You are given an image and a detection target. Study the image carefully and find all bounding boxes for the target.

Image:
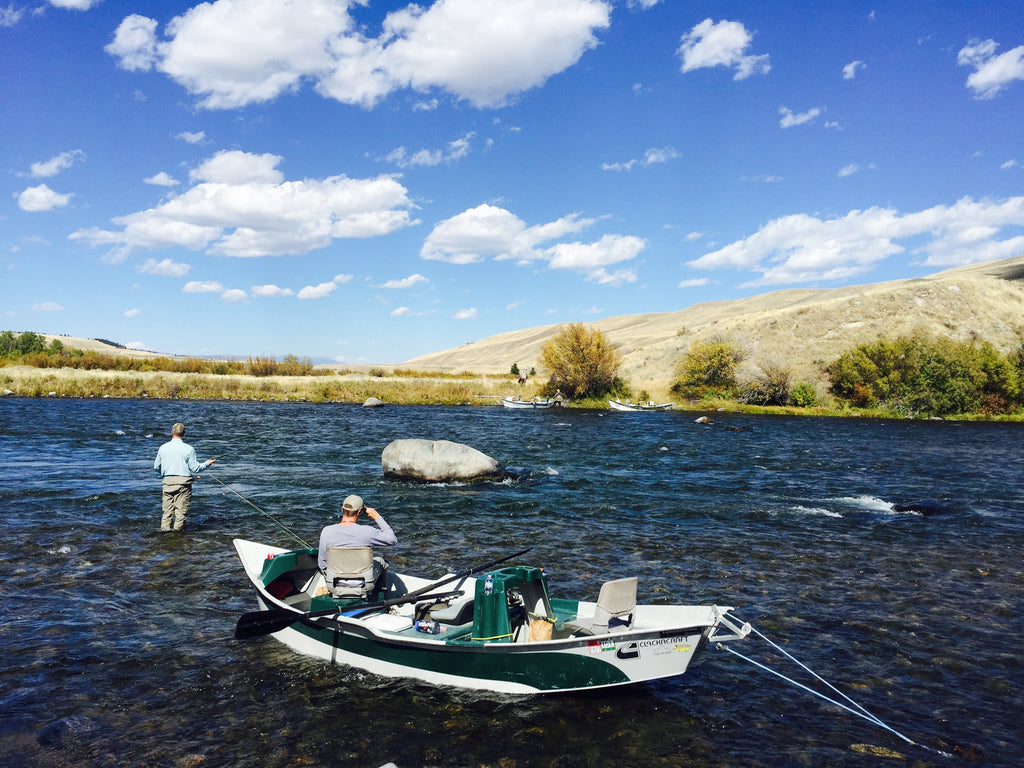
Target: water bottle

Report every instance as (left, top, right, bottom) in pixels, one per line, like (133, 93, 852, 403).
(414, 620, 441, 634)
(484, 574, 494, 595)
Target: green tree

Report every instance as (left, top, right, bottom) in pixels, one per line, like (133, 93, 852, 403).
(539, 322, 622, 399)
(0, 331, 16, 356)
(16, 332, 45, 355)
(672, 336, 745, 400)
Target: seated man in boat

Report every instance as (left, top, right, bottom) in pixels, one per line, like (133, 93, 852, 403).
(317, 494, 398, 596)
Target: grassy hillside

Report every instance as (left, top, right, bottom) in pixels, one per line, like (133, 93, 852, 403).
(405, 255, 1024, 398)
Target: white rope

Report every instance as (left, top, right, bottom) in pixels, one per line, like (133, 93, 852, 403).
(714, 618, 956, 757)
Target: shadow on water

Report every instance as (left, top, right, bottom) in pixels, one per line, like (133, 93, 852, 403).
(0, 399, 1021, 766)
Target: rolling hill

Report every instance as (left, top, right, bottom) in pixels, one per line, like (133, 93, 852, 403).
(405, 255, 1024, 397)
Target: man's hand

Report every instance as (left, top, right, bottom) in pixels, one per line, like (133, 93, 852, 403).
(365, 507, 380, 520)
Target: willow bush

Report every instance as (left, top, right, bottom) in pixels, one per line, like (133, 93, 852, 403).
(539, 322, 624, 400)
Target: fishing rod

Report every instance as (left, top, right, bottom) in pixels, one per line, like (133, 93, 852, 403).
(208, 474, 311, 548)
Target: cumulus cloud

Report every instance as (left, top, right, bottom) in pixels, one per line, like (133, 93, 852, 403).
(297, 273, 352, 300)
(137, 257, 190, 277)
(32, 302, 63, 312)
(842, 60, 866, 80)
(17, 184, 72, 212)
(70, 149, 415, 262)
(221, 288, 248, 303)
(49, 0, 102, 9)
(175, 130, 206, 144)
(380, 273, 428, 288)
(183, 281, 224, 293)
(30, 150, 85, 178)
(124, 308, 143, 318)
(250, 284, 294, 298)
(958, 38, 1024, 98)
(391, 306, 414, 317)
(688, 196, 1024, 286)
(677, 19, 770, 80)
(453, 307, 478, 320)
(105, 0, 611, 110)
(601, 146, 680, 171)
(779, 106, 821, 128)
(144, 171, 179, 186)
(421, 203, 645, 284)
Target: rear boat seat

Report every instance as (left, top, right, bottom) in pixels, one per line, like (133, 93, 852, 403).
(428, 595, 475, 625)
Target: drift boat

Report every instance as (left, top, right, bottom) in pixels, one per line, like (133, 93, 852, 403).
(608, 399, 674, 411)
(233, 538, 750, 694)
(501, 396, 560, 409)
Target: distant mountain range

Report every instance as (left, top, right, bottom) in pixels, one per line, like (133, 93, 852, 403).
(405, 255, 1024, 394)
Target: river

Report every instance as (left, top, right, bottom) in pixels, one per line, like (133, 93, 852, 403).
(1, 398, 1021, 767)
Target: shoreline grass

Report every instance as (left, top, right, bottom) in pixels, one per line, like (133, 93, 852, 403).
(3, 365, 1021, 421)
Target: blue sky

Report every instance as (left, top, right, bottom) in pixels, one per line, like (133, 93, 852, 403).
(3, 1, 1023, 363)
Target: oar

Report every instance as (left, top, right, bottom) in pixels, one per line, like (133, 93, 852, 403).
(234, 589, 464, 640)
(234, 547, 532, 640)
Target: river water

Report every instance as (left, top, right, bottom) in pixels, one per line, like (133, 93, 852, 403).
(0, 398, 1021, 767)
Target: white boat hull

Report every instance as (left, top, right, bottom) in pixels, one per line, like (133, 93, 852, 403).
(233, 538, 749, 694)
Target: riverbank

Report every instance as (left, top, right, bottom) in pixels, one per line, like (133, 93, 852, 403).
(0, 365, 525, 406)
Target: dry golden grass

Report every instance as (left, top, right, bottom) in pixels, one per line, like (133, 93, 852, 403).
(406, 255, 1024, 399)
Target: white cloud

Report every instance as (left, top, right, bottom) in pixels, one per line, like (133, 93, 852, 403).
(221, 288, 248, 303)
(105, 0, 611, 110)
(678, 278, 710, 288)
(144, 171, 180, 186)
(837, 164, 860, 178)
(251, 284, 294, 298)
(70, 150, 415, 260)
(137, 257, 190, 277)
(298, 273, 351, 300)
(842, 60, 866, 80)
(175, 131, 206, 144)
(1002, 159, 1019, 169)
(779, 106, 821, 128)
(105, 14, 159, 71)
(453, 307, 478, 320)
(30, 150, 85, 178)
(677, 19, 770, 80)
(380, 273, 428, 289)
(1, 5, 25, 27)
(688, 195, 1024, 286)
(421, 203, 645, 283)
(124, 308, 143, 318)
(391, 306, 413, 317)
(182, 280, 223, 293)
(17, 184, 72, 212)
(49, 0, 102, 9)
(380, 133, 474, 168)
(958, 38, 1024, 99)
(32, 302, 63, 312)
(601, 146, 680, 171)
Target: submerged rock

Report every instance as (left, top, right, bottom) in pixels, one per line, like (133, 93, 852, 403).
(362, 397, 386, 407)
(381, 438, 502, 483)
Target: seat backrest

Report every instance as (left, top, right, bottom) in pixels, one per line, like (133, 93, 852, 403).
(324, 547, 376, 598)
(592, 577, 638, 628)
(325, 546, 374, 576)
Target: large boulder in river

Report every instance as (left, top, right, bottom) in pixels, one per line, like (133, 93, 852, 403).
(382, 439, 502, 483)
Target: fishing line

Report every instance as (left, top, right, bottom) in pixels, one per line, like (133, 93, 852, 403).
(208, 473, 311, 548)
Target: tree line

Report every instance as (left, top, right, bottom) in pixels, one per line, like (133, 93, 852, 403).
(0, 332, 320, 377)
(536, 323, 1024, 417)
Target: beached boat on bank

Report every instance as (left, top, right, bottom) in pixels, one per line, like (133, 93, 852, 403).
(233, 538, 750, 694)
(608, 399, 674, 411)
(501, 396, 561, 409)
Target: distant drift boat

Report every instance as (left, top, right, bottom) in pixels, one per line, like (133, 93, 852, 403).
(501, 396, 562, 409)
(608, 399, 674, 411)
(233, 539, 750, 694)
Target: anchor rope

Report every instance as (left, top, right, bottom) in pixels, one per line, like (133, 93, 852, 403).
(716, 618, 954, 757)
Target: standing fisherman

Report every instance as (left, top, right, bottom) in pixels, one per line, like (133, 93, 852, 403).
(154, 422, 216, 532)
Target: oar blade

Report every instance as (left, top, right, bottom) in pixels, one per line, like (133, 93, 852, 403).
(234, 608, 305, 640)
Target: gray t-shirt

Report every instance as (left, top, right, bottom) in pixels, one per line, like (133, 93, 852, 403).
(317, 516, 396, 569)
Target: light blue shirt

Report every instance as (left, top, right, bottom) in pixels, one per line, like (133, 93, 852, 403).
(154, 437, 210, 478)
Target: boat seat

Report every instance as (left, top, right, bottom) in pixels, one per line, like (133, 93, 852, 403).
(565, 577, 638, 636)
(323, 546, 384, 600)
